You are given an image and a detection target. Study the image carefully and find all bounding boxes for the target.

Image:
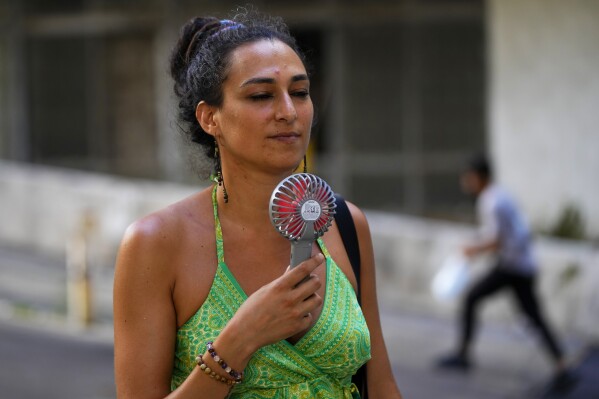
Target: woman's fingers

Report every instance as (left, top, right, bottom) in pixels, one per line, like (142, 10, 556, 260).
(284, 253, 325, 287)
(292, 273, 321, 301)
(297, 291, 323, 315)
(229, 253, 326, 348)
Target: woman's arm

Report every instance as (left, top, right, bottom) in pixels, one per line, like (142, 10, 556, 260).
(114, 215, 240, 398)
(348, 202, 403, 398)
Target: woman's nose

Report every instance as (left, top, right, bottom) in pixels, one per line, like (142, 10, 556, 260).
(275, 94, 297, 122)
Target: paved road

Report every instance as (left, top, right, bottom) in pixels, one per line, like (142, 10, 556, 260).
(382, 308, 579, 399)
(0, 320, 114, 399)
(1, 312, 593, 399)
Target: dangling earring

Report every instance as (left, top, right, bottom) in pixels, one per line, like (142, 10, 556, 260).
(215, 146, 229, 203)
(303, 155, 308, 173)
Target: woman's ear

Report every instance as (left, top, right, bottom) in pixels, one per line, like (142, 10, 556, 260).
(196, 101, 218, 137)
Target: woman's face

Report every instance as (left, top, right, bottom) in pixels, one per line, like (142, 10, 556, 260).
(212, 39, 313, 175)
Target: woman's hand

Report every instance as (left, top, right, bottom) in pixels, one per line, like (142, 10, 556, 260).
(213, 253, 324, 367)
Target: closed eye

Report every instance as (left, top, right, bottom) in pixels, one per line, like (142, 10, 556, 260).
(249, 93, 274, 101)
(292, 90, 310, 99)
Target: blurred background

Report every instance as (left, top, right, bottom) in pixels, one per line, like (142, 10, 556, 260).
(0, 0, 598, 398)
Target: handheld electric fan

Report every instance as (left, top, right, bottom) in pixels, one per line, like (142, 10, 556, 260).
(269, 173, 336, 268)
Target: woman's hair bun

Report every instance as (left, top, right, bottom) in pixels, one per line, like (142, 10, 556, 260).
(169, 17, 220, 96)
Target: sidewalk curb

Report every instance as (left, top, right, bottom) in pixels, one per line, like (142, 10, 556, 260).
(0, 299, 113, 345)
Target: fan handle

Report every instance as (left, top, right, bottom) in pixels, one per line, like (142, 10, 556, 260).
(290, 222, 315, 268)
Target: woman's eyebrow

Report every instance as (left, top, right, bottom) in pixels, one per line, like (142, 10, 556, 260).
(240, 74, 309, 87)
(291, 74, 309, 82)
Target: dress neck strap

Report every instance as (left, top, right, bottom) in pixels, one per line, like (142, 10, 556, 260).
(212, 185, 225, 264)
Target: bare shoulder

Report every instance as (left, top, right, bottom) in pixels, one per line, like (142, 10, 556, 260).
(115, 188, 213, 282)
(343, 200, 372, 238)
(342, 200, 376, 279)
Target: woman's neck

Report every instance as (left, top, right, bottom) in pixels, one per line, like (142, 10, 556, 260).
(215, 167, 295, 234)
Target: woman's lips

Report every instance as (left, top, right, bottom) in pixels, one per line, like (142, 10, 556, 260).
(268, 132, 301, 143)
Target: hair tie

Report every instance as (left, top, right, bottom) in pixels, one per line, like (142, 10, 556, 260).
(185, 20, 244, 64)
(215, 19, 244, 34)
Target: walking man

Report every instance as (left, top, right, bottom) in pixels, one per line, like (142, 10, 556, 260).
(437, 155, 576, 393)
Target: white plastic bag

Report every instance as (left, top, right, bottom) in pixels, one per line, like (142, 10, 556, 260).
(431, 254, 471, 302)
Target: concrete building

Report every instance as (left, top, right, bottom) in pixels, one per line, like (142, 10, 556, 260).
(488, 0, 599, 238)
(0, 0, 486, 218)
(1, 1, 597, 234)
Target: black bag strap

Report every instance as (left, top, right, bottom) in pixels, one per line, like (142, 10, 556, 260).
(334, 194, 368, 399)
(334, 194, 362, 304)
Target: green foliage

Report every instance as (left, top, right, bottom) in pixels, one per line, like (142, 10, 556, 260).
(549, 204, 586, 240)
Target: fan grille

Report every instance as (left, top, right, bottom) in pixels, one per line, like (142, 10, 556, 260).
(270, 173, 336, 240)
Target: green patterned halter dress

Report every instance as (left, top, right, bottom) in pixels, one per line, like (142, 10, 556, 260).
(171, 186, 371, 398)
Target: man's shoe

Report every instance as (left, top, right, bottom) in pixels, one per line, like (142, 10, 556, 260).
(435, 353, 472, 372)
(540, 368, 579, 398)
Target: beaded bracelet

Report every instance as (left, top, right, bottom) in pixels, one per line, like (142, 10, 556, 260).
(206, 341, 244, 382)
(195, 355, 239, 387)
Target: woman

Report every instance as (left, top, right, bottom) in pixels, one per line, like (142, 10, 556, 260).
(114, 11, 402, 399)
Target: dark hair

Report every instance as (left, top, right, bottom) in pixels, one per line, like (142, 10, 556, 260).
(169, 9, 305, 170)
(466, 154, 493, 180)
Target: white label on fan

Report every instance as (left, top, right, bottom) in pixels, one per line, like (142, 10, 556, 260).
(301, 200, 321, 221)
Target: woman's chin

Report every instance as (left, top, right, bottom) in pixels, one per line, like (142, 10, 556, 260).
(265, 161, 304, 177)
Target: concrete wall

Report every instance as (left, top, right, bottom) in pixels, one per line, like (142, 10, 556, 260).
(1, 162, 597, 341)
(488, 0, 599, 238)
(369, 210, 599, 342)
(0, 161, 198, 264)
